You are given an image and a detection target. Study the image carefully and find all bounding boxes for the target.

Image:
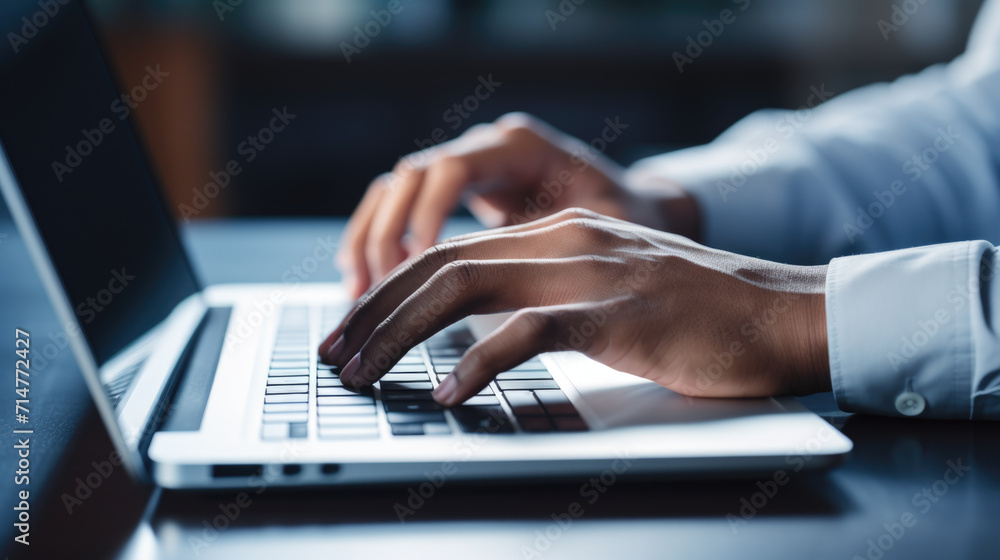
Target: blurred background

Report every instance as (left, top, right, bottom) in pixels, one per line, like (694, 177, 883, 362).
(79, 0, 985, 219)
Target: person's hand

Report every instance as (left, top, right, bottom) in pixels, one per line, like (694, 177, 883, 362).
(319, 208, 832, 406)
(337, 112, 687, 298)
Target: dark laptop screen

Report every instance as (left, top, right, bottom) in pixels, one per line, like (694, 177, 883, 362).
(0, 0, 200, 365)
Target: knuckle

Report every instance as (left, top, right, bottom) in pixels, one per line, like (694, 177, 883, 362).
(437, 259, 480, 291)
(559, 207, 602, 221)
(514, 308, 561, 341)
(558, 217, 615, 243)
(419, 242, 459, 270)
(495, 111, 538, 130)
(432, 154, 472, 181)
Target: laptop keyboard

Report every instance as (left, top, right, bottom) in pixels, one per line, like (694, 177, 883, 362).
(260, 306, 588, 441)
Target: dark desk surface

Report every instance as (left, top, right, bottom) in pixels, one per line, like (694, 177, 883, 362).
(1, 218, 996, 560)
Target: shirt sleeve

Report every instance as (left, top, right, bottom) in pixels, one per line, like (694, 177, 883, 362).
(826, 241, 1000, 419)
(625, 1, 1000, 418)
(627, 0, 1000, 265)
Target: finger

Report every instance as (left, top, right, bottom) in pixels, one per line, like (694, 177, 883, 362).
(432, 302, 615, 406)
(365, 164, 426, 282)
(337, 257, 609, 388)
(405, 134, 550, 256)
(323, 220, 608, 366)
(442, 206, 614, 245)
(337, 178, 386, 298)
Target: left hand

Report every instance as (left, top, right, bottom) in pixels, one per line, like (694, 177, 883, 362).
(319, 208, 832, 406)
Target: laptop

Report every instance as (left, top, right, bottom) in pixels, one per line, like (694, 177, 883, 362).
(0, 0, 851, 489)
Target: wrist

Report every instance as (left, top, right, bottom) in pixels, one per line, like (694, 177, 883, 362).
(782, 268, 832, 395)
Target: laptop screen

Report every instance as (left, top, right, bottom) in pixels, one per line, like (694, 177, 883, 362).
(0, 0, 201, 365)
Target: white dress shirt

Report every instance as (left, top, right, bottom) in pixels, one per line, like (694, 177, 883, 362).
(628, 0, 1000, 418)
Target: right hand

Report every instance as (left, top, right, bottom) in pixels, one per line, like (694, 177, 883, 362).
(336, 112, 669, 298)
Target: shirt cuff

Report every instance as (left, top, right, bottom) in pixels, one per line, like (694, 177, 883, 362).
(825, 241, 996, 419)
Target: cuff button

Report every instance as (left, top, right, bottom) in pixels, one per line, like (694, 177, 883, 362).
(895, 391, 926, 416)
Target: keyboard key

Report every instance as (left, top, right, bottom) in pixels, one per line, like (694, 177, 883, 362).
(517, 415, 554, 432)
(269, 368, 311, 377)
(391, 424, 425, 436)
(423, 423, 452, 435)
(386, 411, 447, 424)
(318, 415, 377, 427)
(261, 423, 289, 440)
(503, 391, 545, 416)
(317, 394, 375, 405)
(272, 352, 308, 361)
(381, 373, 430, 382)
(552, 415, 588, 432)
(429, 357, 461, 366)
(381, 390, 435, 401)
(270, 361, 310, 369)
(317, 395, 375, 407)
(316, 388, 366, 399)
(318, 426, 380, 439)
(289, 423, 308, 438)
(433, 363, 457, 373)
(317, 391, 371, 403)
(496, 371, 552, 380)
(264, 403, 308, 413)
(316, 369, 340, 378)
(267, 376, 310, 386)
(265, 394, 308, 404)
(380, 381, 433, 391)
(318, 378, 345, 387)
(463, 395, 501, 406)
(388, 363, 428, 373)
(262, 412, 308, 423)
(317, 405, 377, 416)
(385, 400, 443, 412)
(497, 379, 560, 391)
(450, 406, 514, 433)
(428, 347, 462, 357)
(509, 361, 545, 371)
(266, 385, 308, 394)
(534, 390, 578, 416)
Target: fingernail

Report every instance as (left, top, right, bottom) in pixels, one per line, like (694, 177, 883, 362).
(433, 375, 458, 405)
(325, 336, 345, 365)
(340, 353, 361, 386)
